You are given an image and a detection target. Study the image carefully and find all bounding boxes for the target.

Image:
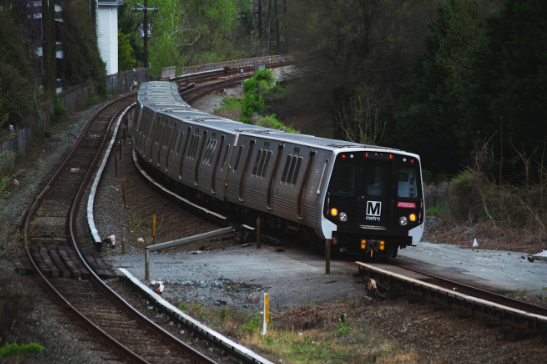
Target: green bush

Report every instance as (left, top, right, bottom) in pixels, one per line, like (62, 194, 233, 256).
(241, 69, 284, 124)
(0, 342, 44, 358)
(52, 95, 67, 122)
(242, 315, 261, 334)
(257, 114, 297, 133)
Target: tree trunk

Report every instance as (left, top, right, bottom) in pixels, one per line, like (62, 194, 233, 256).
(258, 0, 262, 53)
(274, 0, 279, 54)
(283, 0, 287, 53)
(266, 0, 272, 55)
(43, 0, 57, 93)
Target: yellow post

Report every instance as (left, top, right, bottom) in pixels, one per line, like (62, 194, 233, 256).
(262, 293, 269, 336)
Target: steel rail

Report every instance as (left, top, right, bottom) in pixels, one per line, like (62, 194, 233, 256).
(23, 94, 218, 363)
(67, 101, 218, 364)
(23, 95, 148, 363)
(391, 261, 547, 317)
(357, 261, 547, 330)
(180, 76, 252, 104)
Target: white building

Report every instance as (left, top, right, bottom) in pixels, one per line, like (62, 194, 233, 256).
(96, 0, 122, 75)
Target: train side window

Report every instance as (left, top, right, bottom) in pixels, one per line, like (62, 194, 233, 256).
(286, 156, 299, 186)
(221, 145, 230, 170)
(257, 150, 268, 178)
(208, 140, 218, 165)
(261, 151, 272, 178)
(204, 139, 217, 166)
(281, 155, 292, 183)
(291, 157, 303, 186)
(317, 159, 329, 194)
(186, 135, 196, 158)
(330, 162, 356, 194)
(398, 167, 419, 198)
(233, 145, 243, 172)
(252, 149, 263, 177)
(202, 139, 212, 165)
(187, 135, 201, 159)
(171, 127, 179, 153)
(176, 131, 185, 154)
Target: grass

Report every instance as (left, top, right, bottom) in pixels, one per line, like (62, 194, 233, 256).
(514, 288, 527, 297)
(178, 300, 418, 364)
(425, 205, 449, 217)
(214, 97, 244, 114)
(128, 216, 164, 247)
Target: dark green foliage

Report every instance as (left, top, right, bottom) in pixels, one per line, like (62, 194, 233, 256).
(52, 95, 67, 121)
(59, 0, 106, 89)
(286, 0, 438, 140)
(241, 69, 279, 123)
(0, 9, 35, 127)
(395, 0, 496, 176)
(396, 0, 546, 181)
(118, 3, 143, 67)
(118, 29, 136, 71)
(461, 0, 547, 183)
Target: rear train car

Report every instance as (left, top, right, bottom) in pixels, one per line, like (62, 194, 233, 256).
(133, 81, 424, 258)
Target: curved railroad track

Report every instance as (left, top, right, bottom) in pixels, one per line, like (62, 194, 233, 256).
(21, 94, 217, 363)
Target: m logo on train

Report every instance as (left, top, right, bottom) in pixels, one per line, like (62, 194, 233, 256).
(366, 201, 382, 221)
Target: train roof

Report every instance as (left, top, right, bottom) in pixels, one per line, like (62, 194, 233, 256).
(138, 81, 414, 155)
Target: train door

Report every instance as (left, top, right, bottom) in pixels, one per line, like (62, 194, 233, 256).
(357, 161, 390, 228)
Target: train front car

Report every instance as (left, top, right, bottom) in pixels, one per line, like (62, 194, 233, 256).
(324, 149, 424, 258)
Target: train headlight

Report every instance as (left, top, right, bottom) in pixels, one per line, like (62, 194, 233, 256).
(339, 212, 348, 222)
(409, 213, 417, 222)
(399, 216, 408, 226)
(330, 208, 338, 216)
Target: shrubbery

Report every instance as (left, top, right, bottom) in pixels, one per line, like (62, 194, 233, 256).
(241, 69, 283, 124)
(427, 142, 547, 236)
(256, 114, 296, 133)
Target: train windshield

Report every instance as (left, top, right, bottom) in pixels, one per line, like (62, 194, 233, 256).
(398, 167, 419, 198)
(361, 165, 386, 196)
(329, 162, 357, 195)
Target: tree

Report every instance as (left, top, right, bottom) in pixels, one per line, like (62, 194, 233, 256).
(60, 0, 106, 91)
(460, 0, 547, 183)
(285, 0, 439, 140)
(118, 29, 136, 71)
(395, 0, 503, 176)
(0, 8, 34, 127)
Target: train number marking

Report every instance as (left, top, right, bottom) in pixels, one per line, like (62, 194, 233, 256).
(366, 201, 382, 221)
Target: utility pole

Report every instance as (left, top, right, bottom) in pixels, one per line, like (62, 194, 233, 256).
(132, 0, 158, 69)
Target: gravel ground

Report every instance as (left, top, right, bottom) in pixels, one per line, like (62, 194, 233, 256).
(2, 88, 547, 363)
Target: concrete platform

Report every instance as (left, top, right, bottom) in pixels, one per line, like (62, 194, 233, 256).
(105, 241, 547, 312)
(397, 242, 547, 294)
(532, 250, 547, 262)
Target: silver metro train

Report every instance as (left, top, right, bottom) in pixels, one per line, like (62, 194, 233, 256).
(133, 81, 424, 258)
